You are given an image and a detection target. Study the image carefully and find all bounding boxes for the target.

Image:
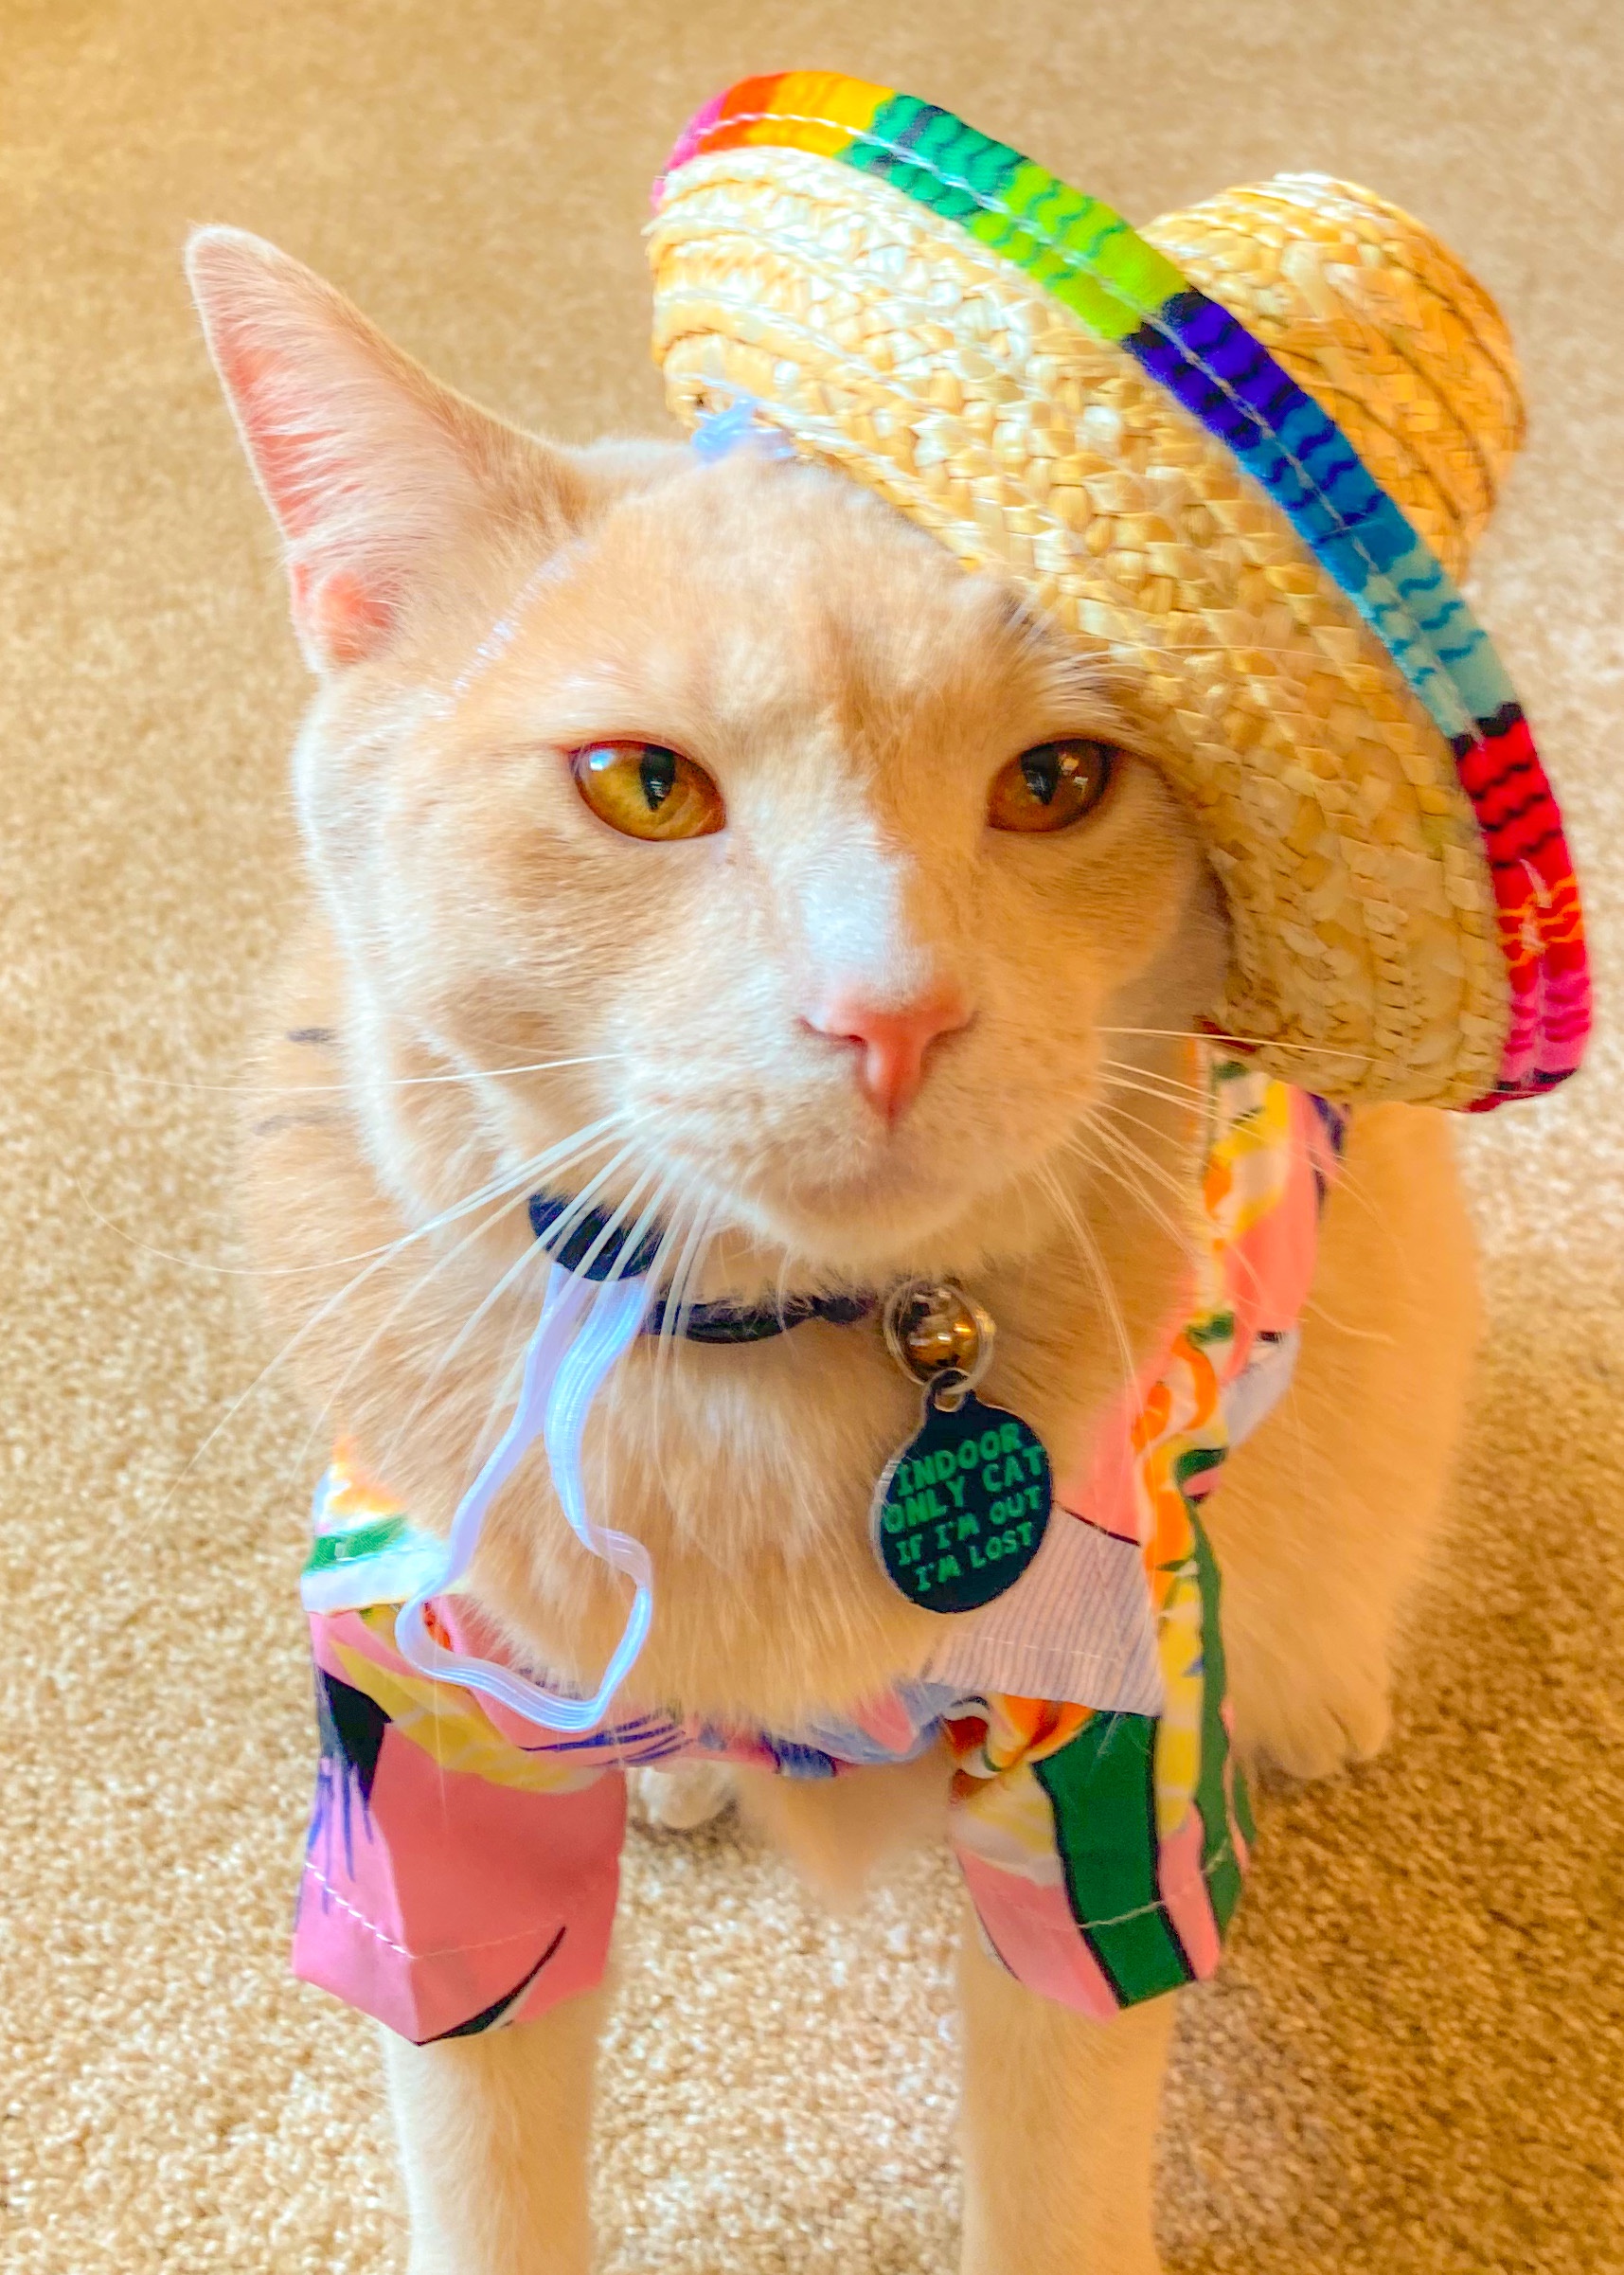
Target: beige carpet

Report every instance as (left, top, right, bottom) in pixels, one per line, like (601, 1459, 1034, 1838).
(4, 2, 1621, 2268)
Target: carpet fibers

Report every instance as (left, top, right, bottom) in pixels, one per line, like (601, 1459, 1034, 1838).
(2, 3, 1620, 2268)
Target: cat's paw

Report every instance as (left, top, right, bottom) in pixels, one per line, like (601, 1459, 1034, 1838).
(1230, 1647, 1393, 1782)
(633, 1763, 735, 1831)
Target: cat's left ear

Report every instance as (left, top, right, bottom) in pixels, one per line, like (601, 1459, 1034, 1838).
(187, 227, 581, 673)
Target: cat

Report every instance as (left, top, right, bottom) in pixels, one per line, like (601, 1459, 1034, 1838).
(188, 224, 1479, 2275)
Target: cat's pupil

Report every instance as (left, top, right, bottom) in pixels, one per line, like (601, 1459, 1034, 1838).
(640, 747, 677, 811)
(1022, 750, 1060, 806)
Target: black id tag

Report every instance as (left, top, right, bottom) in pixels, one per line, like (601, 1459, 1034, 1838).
(872, 1380, 1052, 1615)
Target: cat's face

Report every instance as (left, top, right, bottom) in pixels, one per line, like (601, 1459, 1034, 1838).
(193, 231, 1225, 1285)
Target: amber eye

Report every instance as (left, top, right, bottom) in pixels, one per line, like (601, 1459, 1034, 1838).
(569, 742, 724, 841)
(989, 738, 1116, 833)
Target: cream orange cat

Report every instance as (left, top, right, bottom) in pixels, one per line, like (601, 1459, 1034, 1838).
(186, 75, 1585, 2275)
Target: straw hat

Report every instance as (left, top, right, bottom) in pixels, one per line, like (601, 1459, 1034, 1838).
(646, 72, 1590, 1110)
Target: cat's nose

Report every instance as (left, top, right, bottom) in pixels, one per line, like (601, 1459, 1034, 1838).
(805, 985, 972, 1123)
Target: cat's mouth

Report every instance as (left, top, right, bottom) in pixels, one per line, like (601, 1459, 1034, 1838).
(646, 1107, 1074, 1283)
(517, 1047, 1107, 1284)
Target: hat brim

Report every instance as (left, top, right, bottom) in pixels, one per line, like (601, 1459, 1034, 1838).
(649, 74, 1589, 1110)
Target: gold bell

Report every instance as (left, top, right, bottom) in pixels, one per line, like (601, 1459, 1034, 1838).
(883, 1281, 995, 1388)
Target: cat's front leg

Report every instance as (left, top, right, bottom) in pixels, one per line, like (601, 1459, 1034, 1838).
(1208, 1102, 1480, 1782)
(958, 1926, 1175, 2275)
(381, 1985, 607, 2275)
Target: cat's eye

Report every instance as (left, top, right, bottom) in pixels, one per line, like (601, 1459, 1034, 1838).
(569, 742, 725, 841)
(989, 738, 1116, 833)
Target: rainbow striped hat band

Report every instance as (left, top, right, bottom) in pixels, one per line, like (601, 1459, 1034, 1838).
(648, 72, 1590, 1110)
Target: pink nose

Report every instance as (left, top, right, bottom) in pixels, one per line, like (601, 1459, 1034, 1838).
(806, 985, 972, 1123)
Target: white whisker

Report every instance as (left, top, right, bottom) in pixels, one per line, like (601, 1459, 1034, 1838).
(1036, 1159, 1139, 1406)
(74, 1109, 627, 1281)
(1084, 1100, 1200, 1198)
(150, 1115, 628, 1531)
(264, 1125, 635, 1532)
(1097, 1023, 1375, 1067)
(1069, 1119, 1192, 1250)
(1096, 1059, 1210, 1108)
(91, 1051, 625, 1099)
(270, 1173, 558, 1531)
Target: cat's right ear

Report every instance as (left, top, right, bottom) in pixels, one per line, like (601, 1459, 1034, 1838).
(186, 228, 578, 674)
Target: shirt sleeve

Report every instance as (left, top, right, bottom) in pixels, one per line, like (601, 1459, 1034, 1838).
(293, 1603, 627, 2043)
(943, 1513, 1253, 2018)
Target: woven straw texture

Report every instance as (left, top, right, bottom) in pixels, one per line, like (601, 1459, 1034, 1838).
(1142, 177, 1526, 583)
(651, 141, 1535, 1106)
(3, 3, 1620, 2272)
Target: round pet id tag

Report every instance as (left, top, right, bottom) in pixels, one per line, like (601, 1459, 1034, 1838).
(871, 1283, 1052, 1615)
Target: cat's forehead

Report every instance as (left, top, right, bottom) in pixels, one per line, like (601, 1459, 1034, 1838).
(534, 453, 1100, 751)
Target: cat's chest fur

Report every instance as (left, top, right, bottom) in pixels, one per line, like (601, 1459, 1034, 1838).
(248, 924, 1198, 1726)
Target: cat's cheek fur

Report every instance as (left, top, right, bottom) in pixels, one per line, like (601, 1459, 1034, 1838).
(364, 763, 1215, 1272)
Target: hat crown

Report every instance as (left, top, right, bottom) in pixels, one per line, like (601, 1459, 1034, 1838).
(1144, 175, 1525, 582)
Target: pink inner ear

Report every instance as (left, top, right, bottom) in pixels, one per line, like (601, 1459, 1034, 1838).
(208, 309, 401, 665)
(210, 325, 334, 544)
(291, 565, 396, 664)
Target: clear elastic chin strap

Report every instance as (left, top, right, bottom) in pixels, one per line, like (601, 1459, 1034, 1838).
(392, 398, 795, 1734)
(393, 1268, 654, 1733)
